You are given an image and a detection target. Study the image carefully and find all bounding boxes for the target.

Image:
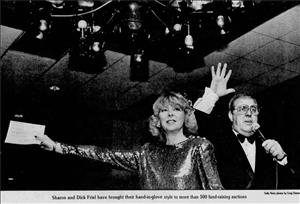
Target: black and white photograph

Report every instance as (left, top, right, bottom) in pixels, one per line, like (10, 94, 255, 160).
(1, 0, 300, 203)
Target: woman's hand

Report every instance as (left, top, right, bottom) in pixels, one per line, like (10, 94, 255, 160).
(35, 134, 57, 152)
(210, 62, 235, 97)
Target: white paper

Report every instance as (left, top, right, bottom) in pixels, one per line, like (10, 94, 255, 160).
(5, 120, 45, 145)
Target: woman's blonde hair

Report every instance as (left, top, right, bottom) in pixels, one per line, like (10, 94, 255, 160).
(148, 92, 198, 142)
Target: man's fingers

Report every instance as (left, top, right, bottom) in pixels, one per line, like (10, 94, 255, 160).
(268, 143, 276, 152)
(220, 63, 227, 78)
(225, 69, 232, 81)
(216, 63, 221, 76)
(211, 66, 216, 78)
(262, 140, 271, 149)
(263, 140, 284, 158)
(262, 140, 270, 147)
(262, 140, 277, 152)
(269, 148, 276, 155)
(226, 88, 236, 95)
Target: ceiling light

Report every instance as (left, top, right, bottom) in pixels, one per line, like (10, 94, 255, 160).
(232, 0, 245, 8)
(92, 42, 100, 52)
(13, 114, 24, 118)
(189, 0, 213, 10)
(92, 25, 101, 32)
(36, 19, 50, 40)
(49, 85, 61, 91)
(77, 19, 88, 29)
(78, 0, 94, 8)
(77, 19, 88, 38)
(46, 0, 64, 9)
(216, 15, 231, 35)
(173, 23, 182, 32)
(130, 49, 149, 82)
(22, 0, 267, 78)
(39, 19, 48, 31)
(127, 2, 143, 31)
(184, 34, 193, 49)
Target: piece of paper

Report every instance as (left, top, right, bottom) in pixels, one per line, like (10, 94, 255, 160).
(5, 120, 45, 145)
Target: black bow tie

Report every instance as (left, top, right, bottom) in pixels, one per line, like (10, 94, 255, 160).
(237, 134, 256, 144)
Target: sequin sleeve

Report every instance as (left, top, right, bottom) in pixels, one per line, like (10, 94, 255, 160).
(60, 143, 140, 173)
(197, 139, 224, 190)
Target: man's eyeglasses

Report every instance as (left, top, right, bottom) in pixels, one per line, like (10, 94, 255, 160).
(233, 105, 260, 115)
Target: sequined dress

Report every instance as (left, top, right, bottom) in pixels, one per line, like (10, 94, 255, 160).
(60, 136, 223, 190)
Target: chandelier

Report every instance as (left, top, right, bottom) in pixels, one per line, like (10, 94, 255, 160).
(11, 0, 264, 81)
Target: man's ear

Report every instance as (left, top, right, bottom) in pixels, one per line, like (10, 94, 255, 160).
(228, 111, 233, 122)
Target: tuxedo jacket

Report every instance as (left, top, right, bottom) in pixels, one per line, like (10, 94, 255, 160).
(195, 110, 278, 189)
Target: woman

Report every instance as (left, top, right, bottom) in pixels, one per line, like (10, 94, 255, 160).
(35, 63, 233, 190)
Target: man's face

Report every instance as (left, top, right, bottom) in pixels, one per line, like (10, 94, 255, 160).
(229, 97, 258, 136)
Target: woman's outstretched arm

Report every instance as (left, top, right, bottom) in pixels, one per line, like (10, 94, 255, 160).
(35, 134, 140, 173)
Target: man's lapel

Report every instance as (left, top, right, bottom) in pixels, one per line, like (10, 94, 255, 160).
(254, 137, 267, 174)
(227, 132, 255, 181)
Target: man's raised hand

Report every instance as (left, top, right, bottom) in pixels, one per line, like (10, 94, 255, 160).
(210, 63, 235, 97)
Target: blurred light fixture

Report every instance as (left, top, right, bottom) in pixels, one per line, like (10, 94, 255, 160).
(46, 0, 65, 9)
(184, 23, 193, 49)
(130, 49, 149, 82)
(77, 19, 88, 38)
(69, 17, 107, 73)
(49, 85, 61, 91)
(78, 0, 95, 8)
(189, 0, 213, 10)
(127, 2, 143, 31)
(69, 42, 107, 74)
(25, 0, 261, 77)
(216, 15, 231, 35)
(231, 0, 245, 8)
(124, 1, 146, 49)
(36, 19, 51, 39)
(92, 41, 100, 52)
(13, 114, 24, 118)
(39, 19, 48, 31)
(173, 23, 182, 32)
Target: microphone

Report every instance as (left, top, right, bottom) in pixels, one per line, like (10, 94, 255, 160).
(251, 122, 295, 175)
(251, 122, 266, 142)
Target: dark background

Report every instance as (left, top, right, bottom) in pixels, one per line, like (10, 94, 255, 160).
(1, 1, 300, 190)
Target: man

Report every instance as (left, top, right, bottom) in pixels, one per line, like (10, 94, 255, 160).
(195, 63, 289, 189)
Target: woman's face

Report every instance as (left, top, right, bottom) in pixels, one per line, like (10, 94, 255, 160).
(158, 103, 185, 134)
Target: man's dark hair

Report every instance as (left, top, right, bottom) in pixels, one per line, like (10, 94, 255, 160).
(228, 93, 258, 112)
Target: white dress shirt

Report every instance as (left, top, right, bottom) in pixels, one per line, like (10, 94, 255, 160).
(233, 130, 256, 172)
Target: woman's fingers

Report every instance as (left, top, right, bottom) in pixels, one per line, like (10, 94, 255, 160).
(35, 135, 54, 151)
(34, 135, 43, 144)
(35, 134, 50, 146)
